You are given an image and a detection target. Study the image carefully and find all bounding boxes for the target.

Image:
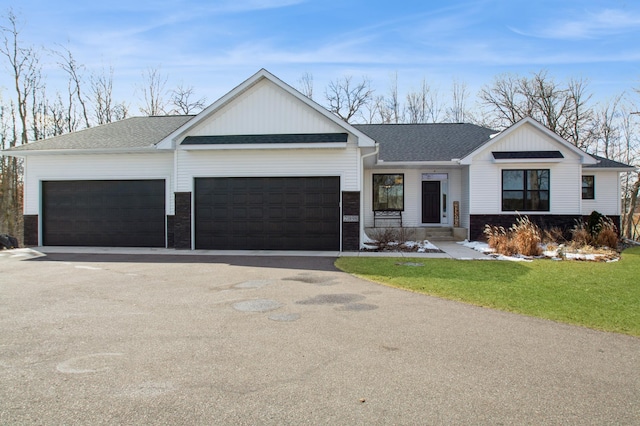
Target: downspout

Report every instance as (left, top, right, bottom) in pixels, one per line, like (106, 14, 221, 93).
(360, 143, 379, 249)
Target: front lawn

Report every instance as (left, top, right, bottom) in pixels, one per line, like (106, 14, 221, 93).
(335, 247, 640, 336)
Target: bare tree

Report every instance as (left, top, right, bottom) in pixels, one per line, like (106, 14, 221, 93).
(624, 173, 640, 240)
(297, 71, 314, 100)
(91, 66, 114, 125)
(55, 45, 91, 129)
(90, 66, 129, 124)
(406, 78, 433, 124)
(447, 78, 469, 123)
(0, 10, 40, 239)
(169, 83, 206, 114)
(479, 70, 595, 149)
(324, 75, 374, 123)
(138, 67, 168, 116)
(0, 10, 40, 146)
(386, 72, 402, 123)
(593, 95, 622, 159)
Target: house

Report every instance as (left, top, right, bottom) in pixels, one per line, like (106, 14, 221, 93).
(4, 69, 634, 251)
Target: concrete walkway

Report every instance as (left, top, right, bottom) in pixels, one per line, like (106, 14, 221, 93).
(29, 240, 489, 260)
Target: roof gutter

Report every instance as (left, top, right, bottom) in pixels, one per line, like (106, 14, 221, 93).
(2, 146, 161, 157)
(374, 160, 461, 167)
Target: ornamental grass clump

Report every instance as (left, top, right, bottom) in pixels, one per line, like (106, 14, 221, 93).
(596, 217, 619, 249)
(570, 221, 593, 247)
(570, 213, 619, 250)
(484, 225, 516, 256)
(484, 216, 542, 257)
(510, 216, 543, 256)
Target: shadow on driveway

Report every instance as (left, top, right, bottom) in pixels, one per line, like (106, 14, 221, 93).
(26, 252, 339, 272)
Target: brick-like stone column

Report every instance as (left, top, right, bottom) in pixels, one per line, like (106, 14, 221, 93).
(174, 192, 192, 249)
(23, 215, 38, 246)
(342, 191, 360, 251)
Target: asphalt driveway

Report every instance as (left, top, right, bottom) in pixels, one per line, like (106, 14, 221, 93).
(1, 249, 639, 425)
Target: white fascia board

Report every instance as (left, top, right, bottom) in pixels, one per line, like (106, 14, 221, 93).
(459, 117, 598, 165)
(583, 166, 636, 172)
(156, 69, 376, 150)
(180, 142, 347, 150)
(2, 147, 159, 156)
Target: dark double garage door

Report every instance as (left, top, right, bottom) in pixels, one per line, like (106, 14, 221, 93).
(42, 180, 166, 247)
(42, 177, 341, 250)
(195, 177, 340, 250)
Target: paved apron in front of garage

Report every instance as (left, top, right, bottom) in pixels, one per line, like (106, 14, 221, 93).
(0, 251, 639, 425)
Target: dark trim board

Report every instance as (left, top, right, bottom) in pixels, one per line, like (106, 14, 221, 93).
(182, 133, 348, 145)
(42, 179, 166, 247)
(195, 177, 340, 250)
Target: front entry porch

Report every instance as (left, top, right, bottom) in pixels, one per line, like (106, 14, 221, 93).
(365, 226, 468, 241)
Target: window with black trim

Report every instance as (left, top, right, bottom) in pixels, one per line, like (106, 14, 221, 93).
(502, 169, 550, 211)
(582, 175, 595, 200)
(373, 174, 404, 211)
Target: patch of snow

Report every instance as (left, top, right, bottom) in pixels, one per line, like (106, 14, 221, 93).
(362, 232, 377, 244)
(459, 240, 494, 253)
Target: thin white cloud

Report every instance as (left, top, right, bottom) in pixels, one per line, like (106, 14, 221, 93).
(510, 8, 640, 40)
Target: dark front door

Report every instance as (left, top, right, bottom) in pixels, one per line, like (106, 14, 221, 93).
(422, 181, 441, 223)
(195, 177, 340, 250)
(42, 180, 166, 247)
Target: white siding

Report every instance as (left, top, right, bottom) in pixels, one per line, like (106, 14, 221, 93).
(24, 153, 174, 214)
(468, 124, 583, 215)
(188, 79, 346, 136)
(582, 170, 622, 216)
(363, 168, 462, 228)
(476, 125, 565, 156)
(176, 148, 360, 192)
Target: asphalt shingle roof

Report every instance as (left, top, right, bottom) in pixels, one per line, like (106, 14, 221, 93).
(585, 154, 635, 169)
(6, 115, 634, 171)
(354, 123, 497, 162)
(8, 115, 194, 152)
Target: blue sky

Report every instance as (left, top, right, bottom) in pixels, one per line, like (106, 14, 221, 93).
(2, 0, 640, 114)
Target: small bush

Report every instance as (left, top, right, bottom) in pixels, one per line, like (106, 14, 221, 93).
(369, 228, 399, 248)
(587, 211, 604, 237)
(397, 227, 415, 244)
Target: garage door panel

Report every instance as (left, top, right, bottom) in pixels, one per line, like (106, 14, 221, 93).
(43, 180, 165, 247)
(195, 177, 339, 250)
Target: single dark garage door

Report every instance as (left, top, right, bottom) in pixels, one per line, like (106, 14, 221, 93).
(195, 177, 340, 250)
(42, 180, 166, 247)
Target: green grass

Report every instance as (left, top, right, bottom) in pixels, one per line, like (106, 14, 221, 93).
(335, 247, 640, 336)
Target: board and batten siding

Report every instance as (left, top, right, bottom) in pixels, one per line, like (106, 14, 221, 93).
(188, 78, 347, 137)
(468, 124, 583, 215)
(582, 170, 622, 216)
(23, 153, 174, 215)
(175, 148, 360, 193)
(363, 168, 462, 228)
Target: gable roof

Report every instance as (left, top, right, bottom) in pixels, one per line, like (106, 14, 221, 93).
(156, 68, 376, 149)
(460, 117, 598, 165)
(5, 116, 193, 154)
(354, 123, 496, 162)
